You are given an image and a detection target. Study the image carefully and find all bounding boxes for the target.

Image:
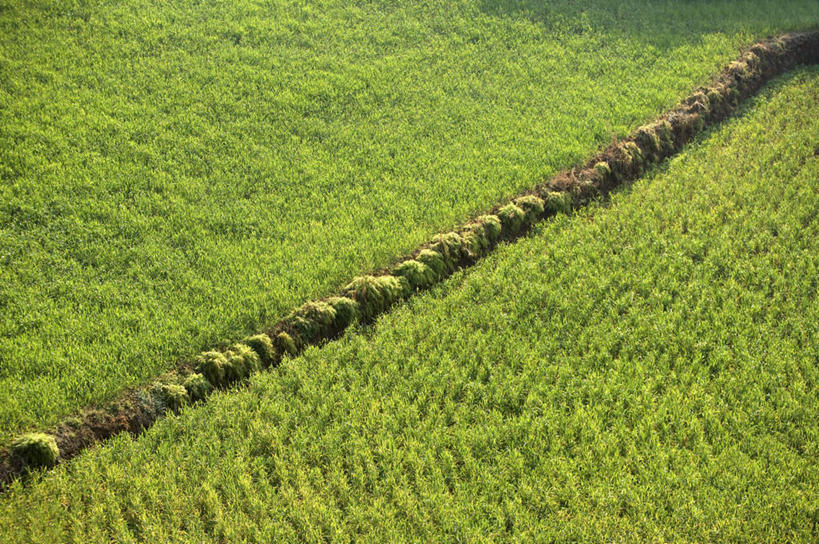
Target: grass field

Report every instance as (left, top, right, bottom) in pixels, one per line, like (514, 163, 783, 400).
(2, 67, 816, 542)
(1, 1, 818, 441)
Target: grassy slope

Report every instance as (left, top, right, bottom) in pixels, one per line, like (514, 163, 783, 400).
(2, 68, 817, 543)
(1, 1, 818, 440)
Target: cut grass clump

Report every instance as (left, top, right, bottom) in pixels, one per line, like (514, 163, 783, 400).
(623, 141, 644, 168)
(474, 215, 502, 245)
(285, 302, 338, 345)
(275, 332, 298, 357)
(513, 195, 545, 224)
(430, 232, 465, 273)
(183, 373, 212, 402)
(497, 203, 526, 236)
(594, 161, 612, 181)
(242, 334, 275, 367)
(459, 223, 492, 261)
(610, 141, 645, 182)
(158, 384, 188, 413)
(635, 124, 662, 154)
(342, 275, 408, 322)
(729, 60, 751, 82)
(195, 344, 260, 388)
(10, 433, 59, 470)
(706, 84, 732, 119)
(750, 43, 780, 76)
(459, 215, 503, 261)
(655, 120, 674, 153)
(327, 297, 359, 330)
(195, 351, 229, 388)
(744, 51, 761, 70)
(667, 112, 702, 148)
(635, 121, 674, 161)
(543, 191, 573, 215)
(416, 249, 447, 281)
(224, 343, 261, 382)
(686, 90, 711, 116)
(394, 260, 437, 291)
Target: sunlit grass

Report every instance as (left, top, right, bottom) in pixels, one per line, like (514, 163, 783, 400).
(1, 0, 818, 439)
(2, 67, 817, 543)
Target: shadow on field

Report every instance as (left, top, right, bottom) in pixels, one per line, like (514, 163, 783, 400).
(477, 0, 806, 52)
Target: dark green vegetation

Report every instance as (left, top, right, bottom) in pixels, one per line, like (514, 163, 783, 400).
(2, 1, 819, 440)
(2, 67, 817, 543)
(8, 433, 58, 470)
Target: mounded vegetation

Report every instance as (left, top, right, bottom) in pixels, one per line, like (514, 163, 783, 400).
(284, 302, 338, 346)
(513, 195, 545, 224)
(497, 203, 526, 236)
(194, 351, 229, 389)
(9, 434, 59, 470)
(342, 276, 408, 322)
(393, 260, 437, 291)
(182, 373, 212, 402)
(274, 332, 298, 357)
(242, 334, 276, 368)
(416, 249, 448, 281)
(156, 384, 188, 413)
(473, 215, 502, 245)
(327, 297, 360, 331)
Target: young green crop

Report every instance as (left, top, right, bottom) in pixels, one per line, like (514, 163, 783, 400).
(1, 68, 817, 543)
(1, 0, 818, 441)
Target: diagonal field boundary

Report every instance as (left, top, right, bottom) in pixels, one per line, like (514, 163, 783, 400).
(2, 31, 818, 488)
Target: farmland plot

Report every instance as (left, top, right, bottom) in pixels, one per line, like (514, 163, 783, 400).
(1, 0, 818, 440)
(1, 67, 817, 543)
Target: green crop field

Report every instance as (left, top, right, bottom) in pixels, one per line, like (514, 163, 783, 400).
(2, 0, 819, 441)
(2, 67, 817, 542)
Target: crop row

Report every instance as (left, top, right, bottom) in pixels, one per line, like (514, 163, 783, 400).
(2, 31, 817, 487)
